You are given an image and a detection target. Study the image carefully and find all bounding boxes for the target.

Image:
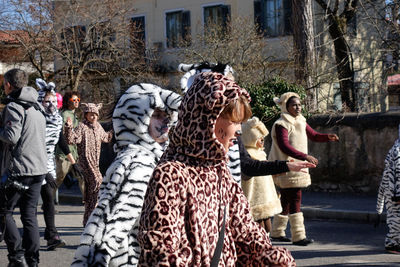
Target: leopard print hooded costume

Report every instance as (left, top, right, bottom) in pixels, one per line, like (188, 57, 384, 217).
(138, 72, 296, 266)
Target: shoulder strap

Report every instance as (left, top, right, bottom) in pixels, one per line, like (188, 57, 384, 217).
(210, 205, 226, 267)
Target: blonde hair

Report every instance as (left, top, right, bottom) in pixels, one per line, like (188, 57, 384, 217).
(220, 95, 252, 123)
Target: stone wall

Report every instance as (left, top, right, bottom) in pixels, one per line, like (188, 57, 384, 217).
(264, 111, 400, 195)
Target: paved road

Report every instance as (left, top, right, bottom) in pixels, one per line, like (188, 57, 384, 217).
(0, 204, 399, 266)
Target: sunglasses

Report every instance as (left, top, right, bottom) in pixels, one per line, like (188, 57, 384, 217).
(69, 97, 80, 103)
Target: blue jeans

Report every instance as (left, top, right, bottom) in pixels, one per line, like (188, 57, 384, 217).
(1, 175, 44, 264)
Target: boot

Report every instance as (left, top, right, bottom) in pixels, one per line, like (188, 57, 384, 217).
(289, 212, 314, 246)
(7, 256, 28, 267)
(264, 218, 272, 233)
(270, 214, 291, 242)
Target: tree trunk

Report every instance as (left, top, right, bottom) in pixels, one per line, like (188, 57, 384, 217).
(328, 15, 356, 111)
(292, 0, 317, 111)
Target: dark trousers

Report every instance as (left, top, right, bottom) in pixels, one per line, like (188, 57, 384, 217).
(280, 187, 302, 215)
(40, 183, 58, 240)
(1, 175, 44, 264)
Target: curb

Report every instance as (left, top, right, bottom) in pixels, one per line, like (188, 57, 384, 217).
(302, 207, 386, 224)
(59, 193, 386, 224)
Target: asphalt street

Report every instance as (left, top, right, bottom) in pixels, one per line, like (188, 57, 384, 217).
(0, 204, 398, 267)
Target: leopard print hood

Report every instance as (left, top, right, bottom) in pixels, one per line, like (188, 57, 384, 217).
(168, 71, 250, 161)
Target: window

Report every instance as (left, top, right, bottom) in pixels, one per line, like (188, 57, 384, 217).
(165, 10, 191, 48)
(203, 5, 231, 29)
(254, 0, 292, 37)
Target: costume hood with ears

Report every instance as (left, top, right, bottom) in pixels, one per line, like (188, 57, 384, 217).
(178, 62, 234, 91)
(241, 117, 269, 148)
(273, 92, 301, 114)
(81, 103, 102, 116)
(36, 78, 56, 103)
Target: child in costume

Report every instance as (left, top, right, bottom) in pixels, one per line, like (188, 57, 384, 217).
(377, 124, 400, 254)
(138, 71, 296, 266)
(71, 85, 183, 267)
(241, 117, 282, 233)
(269, 92, 339, 246)
(64, 103, 113, 226)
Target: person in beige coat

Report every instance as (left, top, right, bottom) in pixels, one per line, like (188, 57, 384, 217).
(241, 117, 282, 233)
(269, 92, 339, 246)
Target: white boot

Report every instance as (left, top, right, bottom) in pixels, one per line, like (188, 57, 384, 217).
(289, 212, 313, 246)
(270, 214, 290, 241)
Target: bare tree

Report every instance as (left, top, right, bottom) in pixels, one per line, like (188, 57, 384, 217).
(314, 0, 358, 111)
(175, 16, 290, 86)
(292, 0, 317, 110)
(0, 0, 162, 104)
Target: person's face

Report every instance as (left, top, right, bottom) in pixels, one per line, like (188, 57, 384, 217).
(287, 97, 302, 117)
(85, 112, 98, 123)
(215, 114, 242, 152)
(256, 137, 264, 149)
(148, 109, 170, 144)
(68, 95, 80, 110)
(42, 95, 58, 114)
(3, 81, 12, 95)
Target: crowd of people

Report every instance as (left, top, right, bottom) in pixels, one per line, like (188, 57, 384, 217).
(0, 64, 397, 267)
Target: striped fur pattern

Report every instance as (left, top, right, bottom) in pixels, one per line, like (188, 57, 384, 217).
(178, 62, 241, 183)
(44, 112, 63, 178)
(377, 134, 400, 247)
(71, 83, 182, 267)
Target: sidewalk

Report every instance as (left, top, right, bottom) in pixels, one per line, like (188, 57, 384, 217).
(59, 182, 386, 224)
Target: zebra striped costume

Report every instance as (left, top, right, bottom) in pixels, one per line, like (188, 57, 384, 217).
(36, 79, 62, 182)
(178, 62, 242, 183)
(377, 127, 400, 248)
(71, 84, 182, 267)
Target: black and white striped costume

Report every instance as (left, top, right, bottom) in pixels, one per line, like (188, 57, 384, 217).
(377, 126, 400, 248)
(71, 84, 182, 267)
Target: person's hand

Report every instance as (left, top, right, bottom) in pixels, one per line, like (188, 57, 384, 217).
(45, 173, 58, 189)
(72, 163, 83, 178)
(65, 117, 72, 127)
(328, 134, 339, 141)
(287, 161, 316, 173)
(305, 155, 318, 165)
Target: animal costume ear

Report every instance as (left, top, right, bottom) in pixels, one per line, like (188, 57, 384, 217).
(96, 103, 103, 110)
(80, 103, 88, 110)
(47, 82, 56, 92)
(35, 78, 47, 90)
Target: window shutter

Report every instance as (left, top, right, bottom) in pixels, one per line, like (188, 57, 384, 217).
(254, 0, 263, 31)
(283, 0, 292, 35)
(182, 10, 191, 43)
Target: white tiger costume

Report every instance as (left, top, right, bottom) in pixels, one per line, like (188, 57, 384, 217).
(377, 124, 400, 250)
(71, 84, 182, 267)
(178, 62, 242, 183)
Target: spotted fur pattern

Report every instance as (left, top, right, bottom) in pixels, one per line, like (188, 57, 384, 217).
(71, 83, 182, 267)
(377, 137, 400, 247)
(178, 62, 241, 183)
(138, 72, 295, 266)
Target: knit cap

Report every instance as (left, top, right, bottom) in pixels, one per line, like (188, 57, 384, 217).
(241, 116, 269, 148)
(273, 92, 300, 113)
(81, 103, 102, 116)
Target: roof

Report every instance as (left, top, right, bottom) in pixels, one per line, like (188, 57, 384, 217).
(0, 30, 29, 44)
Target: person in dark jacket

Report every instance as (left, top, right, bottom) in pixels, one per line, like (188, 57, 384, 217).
(0, 69, 47, 267)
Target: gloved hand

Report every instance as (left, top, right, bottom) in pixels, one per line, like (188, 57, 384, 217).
(374, 213, 381, 228)
(72, 164, 83, 178)
(45, 173, 58, 189)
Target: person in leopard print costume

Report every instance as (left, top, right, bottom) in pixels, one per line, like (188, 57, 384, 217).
(65, 103, 113, 226)
(138, 71, 296, 266)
